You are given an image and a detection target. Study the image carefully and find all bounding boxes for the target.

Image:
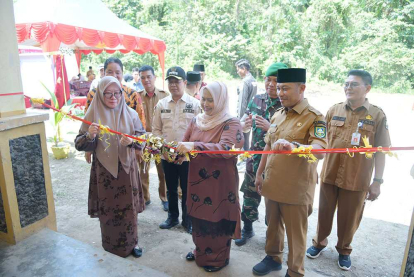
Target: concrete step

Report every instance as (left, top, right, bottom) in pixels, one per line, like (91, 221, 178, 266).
(0, 229, 167, 277)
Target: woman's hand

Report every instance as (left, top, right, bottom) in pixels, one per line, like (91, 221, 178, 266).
(120, 134, 133, 147)
(88, 123, 99, 139)
(176, 142, 195, 154)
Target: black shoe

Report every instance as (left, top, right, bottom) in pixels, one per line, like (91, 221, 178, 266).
(162, 201, 169, 211)
(235, 221, 255, 246)
(145, 200, 151, 206)
(285, 270, 291, 277)
(235, 229, 255, 246)
(186, 251, 195, 261)
(181, 221, 192, 234)
(131, 247, 143, 258)
(252, 255, 282, 276)
(203, 259, 229, 272)
(159, 217, 179, 229)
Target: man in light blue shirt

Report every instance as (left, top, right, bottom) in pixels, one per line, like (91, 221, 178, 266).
(128, 67, 144, 91)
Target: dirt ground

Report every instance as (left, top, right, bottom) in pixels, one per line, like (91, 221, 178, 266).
(44, 81, 414, 277)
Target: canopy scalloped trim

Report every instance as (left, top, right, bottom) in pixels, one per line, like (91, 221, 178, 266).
(16, 21, 166, 54)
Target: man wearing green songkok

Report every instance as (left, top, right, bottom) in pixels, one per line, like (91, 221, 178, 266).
(235, 62, 288, 246)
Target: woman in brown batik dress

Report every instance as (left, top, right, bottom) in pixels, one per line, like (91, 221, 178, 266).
(177, 81, 244, 272)
(75, 76, 145, 258)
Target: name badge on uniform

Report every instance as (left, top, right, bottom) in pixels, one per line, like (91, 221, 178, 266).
(161, 109, 171, 113)
(183, 103, 194, 113)
(351, 122, 363, 145)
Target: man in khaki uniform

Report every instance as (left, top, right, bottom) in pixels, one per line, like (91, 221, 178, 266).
(137, 65, 169, 210)
(253, 68, 327, 277)
(153, 66, 201, 233)
(306, 70, 391, 271)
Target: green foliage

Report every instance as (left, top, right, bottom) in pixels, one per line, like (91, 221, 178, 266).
(41, 82, 76, 146)
(102, 0, 143, 27)
(90, 0, 412, 93)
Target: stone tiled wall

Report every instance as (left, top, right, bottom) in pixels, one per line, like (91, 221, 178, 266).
(9, 134, 48, 227)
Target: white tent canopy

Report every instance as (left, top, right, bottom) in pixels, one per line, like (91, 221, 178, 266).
(14, 0, 166, 74)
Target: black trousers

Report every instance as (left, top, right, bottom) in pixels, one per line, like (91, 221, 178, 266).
(243, 131, 250, 151)
(161, 160, 189, 222)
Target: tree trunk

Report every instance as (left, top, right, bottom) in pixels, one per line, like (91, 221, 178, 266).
(235, 0, 241, 23)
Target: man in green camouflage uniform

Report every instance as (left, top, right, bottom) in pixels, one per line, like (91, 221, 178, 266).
(235, 62, 288, 246)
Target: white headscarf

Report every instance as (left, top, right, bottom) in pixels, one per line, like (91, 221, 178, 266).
(81, 76, 144, 178)
(195, 81, 232, 131)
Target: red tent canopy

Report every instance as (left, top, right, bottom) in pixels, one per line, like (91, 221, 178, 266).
(14, 0, 166, 79)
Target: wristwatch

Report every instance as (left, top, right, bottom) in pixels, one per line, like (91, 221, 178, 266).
(373, 178, 384, 184)
(291, 141, 301, 148)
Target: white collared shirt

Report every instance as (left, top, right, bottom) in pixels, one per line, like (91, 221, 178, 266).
(152, 92, 201, 144)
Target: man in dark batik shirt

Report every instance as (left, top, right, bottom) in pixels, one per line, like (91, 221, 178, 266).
(235, 62, 288, 246)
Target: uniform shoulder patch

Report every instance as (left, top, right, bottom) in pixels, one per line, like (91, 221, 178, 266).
(314, 125, 326, 138)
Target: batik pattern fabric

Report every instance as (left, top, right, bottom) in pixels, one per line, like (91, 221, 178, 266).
(75, 133, 144, 257)
(183, 117, 244, 267)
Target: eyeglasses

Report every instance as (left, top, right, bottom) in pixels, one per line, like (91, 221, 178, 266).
(103, 91, 122, 99)
(344, 82, 365, 89)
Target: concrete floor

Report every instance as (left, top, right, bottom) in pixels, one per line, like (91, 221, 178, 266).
(0, 229, 167, 277)
(0, 228, 324, 277)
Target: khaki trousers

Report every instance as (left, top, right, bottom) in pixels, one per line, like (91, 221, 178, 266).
(139, 160, 167, 203)
(312, 182, 367, 255)
(265, 199, 311, 277)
